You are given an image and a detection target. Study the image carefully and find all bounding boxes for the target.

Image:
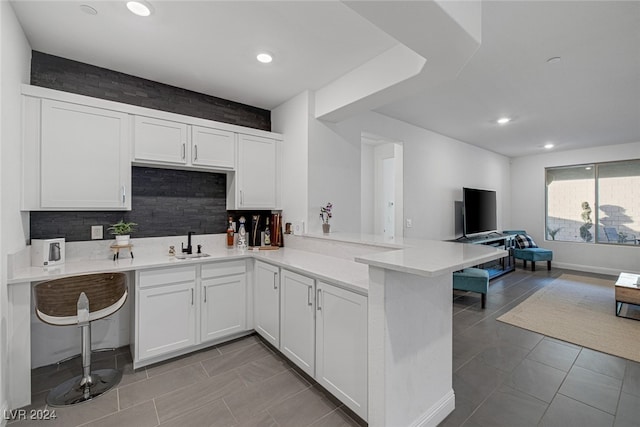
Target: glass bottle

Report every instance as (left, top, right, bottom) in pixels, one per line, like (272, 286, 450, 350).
(237, 216, 247, 250)
(264, 217, 271, 245)
(226, 217, 234, 247)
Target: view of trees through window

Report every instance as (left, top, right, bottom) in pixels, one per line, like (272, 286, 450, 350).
(546, 160, 640, 245)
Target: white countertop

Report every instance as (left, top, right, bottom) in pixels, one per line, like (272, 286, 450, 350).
(9, 246, 370, 295)
(9, 233, 507, 294)
(355, 240, 507, 277)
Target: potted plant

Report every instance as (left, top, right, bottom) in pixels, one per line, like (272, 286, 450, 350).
(320, 202, 333, 233)
(108, 220, 137, 246)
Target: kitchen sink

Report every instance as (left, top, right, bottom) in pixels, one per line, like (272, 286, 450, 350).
(174, 253, 210, 259)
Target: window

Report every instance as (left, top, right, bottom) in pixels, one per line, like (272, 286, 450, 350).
(546, 160, 640, 245)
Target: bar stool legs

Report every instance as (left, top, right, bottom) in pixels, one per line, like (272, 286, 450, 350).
(46, 292, 122, 407)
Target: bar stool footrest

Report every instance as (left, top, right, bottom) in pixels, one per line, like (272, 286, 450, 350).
(46, 368, 122, 407)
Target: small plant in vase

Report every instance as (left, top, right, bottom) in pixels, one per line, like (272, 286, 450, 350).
(108, 220, 137, 246)
(320, 202, 333, 233)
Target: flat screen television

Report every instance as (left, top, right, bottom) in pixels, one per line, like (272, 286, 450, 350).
(463, 187, 497, 236)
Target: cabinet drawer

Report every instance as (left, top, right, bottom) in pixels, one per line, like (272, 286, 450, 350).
(202, 260, 246, 279)
(138, 266, 196, 288)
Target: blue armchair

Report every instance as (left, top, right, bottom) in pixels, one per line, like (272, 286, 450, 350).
(503, 230, 553, 271)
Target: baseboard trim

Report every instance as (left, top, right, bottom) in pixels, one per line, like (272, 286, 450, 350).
(553, 263, 633, 277)
(410, 389, 455, 427)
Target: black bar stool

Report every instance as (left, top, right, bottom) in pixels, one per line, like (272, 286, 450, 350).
(33, 272, 128, 406)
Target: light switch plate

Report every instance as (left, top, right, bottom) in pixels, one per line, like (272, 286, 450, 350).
(91, 225, 103, 240)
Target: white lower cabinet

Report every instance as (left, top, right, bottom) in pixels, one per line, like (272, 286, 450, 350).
(201, 261, 247, 342)
(135, 261, 248, 367)
(279, 269, 315, 377)
(136, 266, 197, 361)
(254, 261, 280, 347)
(316, 281, 368, 421)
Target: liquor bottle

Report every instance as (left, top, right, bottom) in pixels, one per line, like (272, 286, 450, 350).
(226, 217, 234, 247)
(237, 216, 247, 250)
(264, 217, 271, 245)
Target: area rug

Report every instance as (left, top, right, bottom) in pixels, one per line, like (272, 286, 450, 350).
(497, 274, 640, 363)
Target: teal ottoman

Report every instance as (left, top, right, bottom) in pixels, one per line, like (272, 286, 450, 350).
(453, 268, 490, 308)
(513, 247, 553, 271)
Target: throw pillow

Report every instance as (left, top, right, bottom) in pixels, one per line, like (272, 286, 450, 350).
(515, 234, 538, 249)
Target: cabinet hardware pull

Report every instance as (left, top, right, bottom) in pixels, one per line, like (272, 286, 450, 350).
(307, 285, 313, 306)
(191, 288, 194, 305)
(240, 190, 244, 205)
(204, 286, 207, 303)
(273, 272, 278, 290)
(317, 289, 322, 310)
(182, 143, 186, 160)
(121, 185, 126, 204)
(194, 145, 198, 161)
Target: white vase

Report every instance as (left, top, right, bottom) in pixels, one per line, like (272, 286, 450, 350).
(115, 235, 130, 246)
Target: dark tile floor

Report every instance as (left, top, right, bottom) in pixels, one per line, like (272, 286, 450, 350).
(10, 267, 640, 426)
(443, 267, 640, 427)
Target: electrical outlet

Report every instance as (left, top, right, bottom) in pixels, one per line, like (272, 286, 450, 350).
(406, 218, 413, 228)
(91, 225, 103, 240)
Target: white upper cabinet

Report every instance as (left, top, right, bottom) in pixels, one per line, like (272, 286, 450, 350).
(133, 116, 189, 166)
(228, 134, 281, 209)
(21, 85, 282, 211)
(192, 126, 235, 169)
(133, 118, 238, 172)
(23, 97, 131, 210)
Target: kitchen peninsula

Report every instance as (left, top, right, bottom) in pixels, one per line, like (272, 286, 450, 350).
(7, 233, 506, 427)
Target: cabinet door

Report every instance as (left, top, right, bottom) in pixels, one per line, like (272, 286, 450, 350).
(192, 126, 235, 169)
(40, 99, 130, 209)
(280, 269, 315, 377)
(138, 281, 196, 360)
(254, 261, 280, 347)
(201, 274, 246, 342)
(133, 115, 189, 165)
(237, 134, 278, 208)
(316, 282, 368, 421)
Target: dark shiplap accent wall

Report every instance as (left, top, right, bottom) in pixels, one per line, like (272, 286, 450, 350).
(30, 51, 271, 131)
(30, 167, 229, 242)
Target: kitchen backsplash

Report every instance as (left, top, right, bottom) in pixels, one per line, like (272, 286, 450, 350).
(30, 167, 274, 242)
(30, 51, 270, 131)
(30, 167, 227, 241)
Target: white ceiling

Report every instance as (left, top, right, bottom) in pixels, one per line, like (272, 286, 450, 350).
(10, 0, 640, 158)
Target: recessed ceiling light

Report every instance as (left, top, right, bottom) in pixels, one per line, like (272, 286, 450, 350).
(544, 143, 555, 149)
(547, 56, 561, 64)
(256, 52, 273, 64)
(126, 1, 152, 17)
(79, 4, 98, 15)
(496, 117, 511, 125)
(585, 166, 592, 170)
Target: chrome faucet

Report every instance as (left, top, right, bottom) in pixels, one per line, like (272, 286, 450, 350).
(182, 231, 195, 255)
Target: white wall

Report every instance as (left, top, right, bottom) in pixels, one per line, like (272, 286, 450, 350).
(360, 143, 374, 233)
(271, 91, 310, 232)
(510, 141, 640, 275)
(1, 0, 31, 413)
(338, 111, 511, 240)
(276, 90, 512, 239)
(307, 93, 363, 234)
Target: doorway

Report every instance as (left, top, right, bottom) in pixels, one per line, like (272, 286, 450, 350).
(361, 132, 404, 239)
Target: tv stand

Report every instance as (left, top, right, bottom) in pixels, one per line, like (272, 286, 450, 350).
(454, 233, 515, 279)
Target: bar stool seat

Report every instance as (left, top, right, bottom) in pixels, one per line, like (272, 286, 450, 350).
(34, 272, 127, 406)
